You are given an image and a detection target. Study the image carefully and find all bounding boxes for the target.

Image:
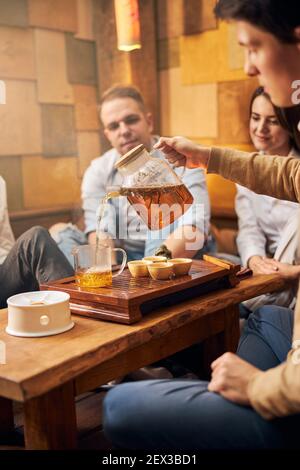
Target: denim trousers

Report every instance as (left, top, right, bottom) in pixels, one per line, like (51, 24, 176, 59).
(0, 226, 74, 308)
(103, 305, 300, 449)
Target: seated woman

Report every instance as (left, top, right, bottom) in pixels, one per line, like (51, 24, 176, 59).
(236, 87, 300, 315)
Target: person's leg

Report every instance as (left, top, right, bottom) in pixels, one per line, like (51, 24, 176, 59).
(237, 305, 294, 370)
(0, 226, 74, 307)
(103, 379, 300, 450)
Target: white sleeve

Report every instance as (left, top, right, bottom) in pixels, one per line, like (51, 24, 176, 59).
(235, 185, 267, 266)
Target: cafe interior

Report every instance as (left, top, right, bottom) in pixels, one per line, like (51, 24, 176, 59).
(0, 0, 299, 454)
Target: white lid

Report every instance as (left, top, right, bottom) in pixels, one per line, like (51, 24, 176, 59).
(7, 290, 70, 307)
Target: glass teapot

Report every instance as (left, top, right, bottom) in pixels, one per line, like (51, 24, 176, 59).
(113, 144, 194, 230)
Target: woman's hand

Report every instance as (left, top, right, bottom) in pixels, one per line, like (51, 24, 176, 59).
(154, 136, 211, 170)
(248, 255, 279, 275)
(248, 256, 300, 280)
(208, 352, 260, 405)
(262, 259, 300, 280)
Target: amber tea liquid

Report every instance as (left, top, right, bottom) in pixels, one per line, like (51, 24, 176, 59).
(122, 184, 193, 230)
(96, 184, 193, 237)
(75, 269, 112, 288)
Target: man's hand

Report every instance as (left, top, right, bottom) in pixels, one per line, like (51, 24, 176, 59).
(154, 136, 211, 170)
(208, 352, 260, 405)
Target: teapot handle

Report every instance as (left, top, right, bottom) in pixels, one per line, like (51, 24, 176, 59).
(112, 248, 127, 277)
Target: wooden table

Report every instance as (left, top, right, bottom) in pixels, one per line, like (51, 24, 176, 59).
(0, 274, 286, 449)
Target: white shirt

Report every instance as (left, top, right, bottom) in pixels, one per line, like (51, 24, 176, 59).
(0, 176, 15, 264)
(235, 148, 300, 266)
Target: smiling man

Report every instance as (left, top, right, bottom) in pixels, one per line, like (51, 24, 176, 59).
(103, 0, 300, 450)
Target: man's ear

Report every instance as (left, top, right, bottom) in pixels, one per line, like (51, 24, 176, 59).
(295, 26, 300, 49)
(146, 112, 154, 133)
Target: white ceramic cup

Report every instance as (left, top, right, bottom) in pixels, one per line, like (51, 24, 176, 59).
(6, 291, 74, 337)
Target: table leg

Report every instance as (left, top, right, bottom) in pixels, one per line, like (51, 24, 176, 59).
(202, 304, 240, 377)
(0, 397, 14, 437)
(24, 381, 77, 450)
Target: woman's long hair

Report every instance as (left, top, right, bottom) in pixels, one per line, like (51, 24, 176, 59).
(250, 86, 300, 152)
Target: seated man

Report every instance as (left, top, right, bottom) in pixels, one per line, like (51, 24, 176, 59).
(51, 85, 211, 264)
(0, 176, 74, 308)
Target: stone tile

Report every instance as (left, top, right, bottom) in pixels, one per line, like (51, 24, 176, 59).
(228, 23, 245, 70)
(0, 80, 42, 156)
(77, 131, 101, 177)
(181, 23, 248, 85)
(28, 0, 77, 32)
(157, 38, 180, 70)
(75, 0, 94, 41)
(65, 33, 97, 85)
(41, 105, 77, 157)
(34, 29, 73, 104)
(0, 0, 28, 27)
(184, 0, 217, 35)
(22, 155, 80, 209)
(218, 79, 259, 144)
(93, 0, 158, 132)
(156, 0, 183, 40)
(74, 85, 99, 131)
(0, 156, 23, 211)
(200, 0, 218, 32)
(159, 68, 218, 138)
(0, 26, 35, 80)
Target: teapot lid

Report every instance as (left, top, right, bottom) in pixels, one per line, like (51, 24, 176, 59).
(114, 144, 146, 169)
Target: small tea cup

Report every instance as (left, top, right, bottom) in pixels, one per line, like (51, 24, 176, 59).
(170, 258, 193, 276)
(128, 260, 152, 278)
(148, 262, 174, 280)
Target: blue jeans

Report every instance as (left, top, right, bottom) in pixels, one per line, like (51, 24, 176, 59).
(0, 227, 73, 308)
(103, 306, 300, 449)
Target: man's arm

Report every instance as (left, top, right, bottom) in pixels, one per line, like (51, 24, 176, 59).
(163, 225, 205, 258)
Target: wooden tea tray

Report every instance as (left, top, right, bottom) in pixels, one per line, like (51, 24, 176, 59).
(40, 256, 241, 324)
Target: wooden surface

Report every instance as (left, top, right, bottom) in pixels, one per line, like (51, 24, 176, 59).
(24, 381, 77, 450)
(40, 260, 237, 324)
(0, 274, 286, 403)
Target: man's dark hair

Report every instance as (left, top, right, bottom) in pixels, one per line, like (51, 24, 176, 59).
(215, 0, 300, 43)
(100, 84, 146, 112)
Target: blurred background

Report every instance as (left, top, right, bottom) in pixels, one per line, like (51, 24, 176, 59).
(0, 0, 258, 245)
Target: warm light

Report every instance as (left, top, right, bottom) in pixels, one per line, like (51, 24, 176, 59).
(114, 0, 141, 52)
